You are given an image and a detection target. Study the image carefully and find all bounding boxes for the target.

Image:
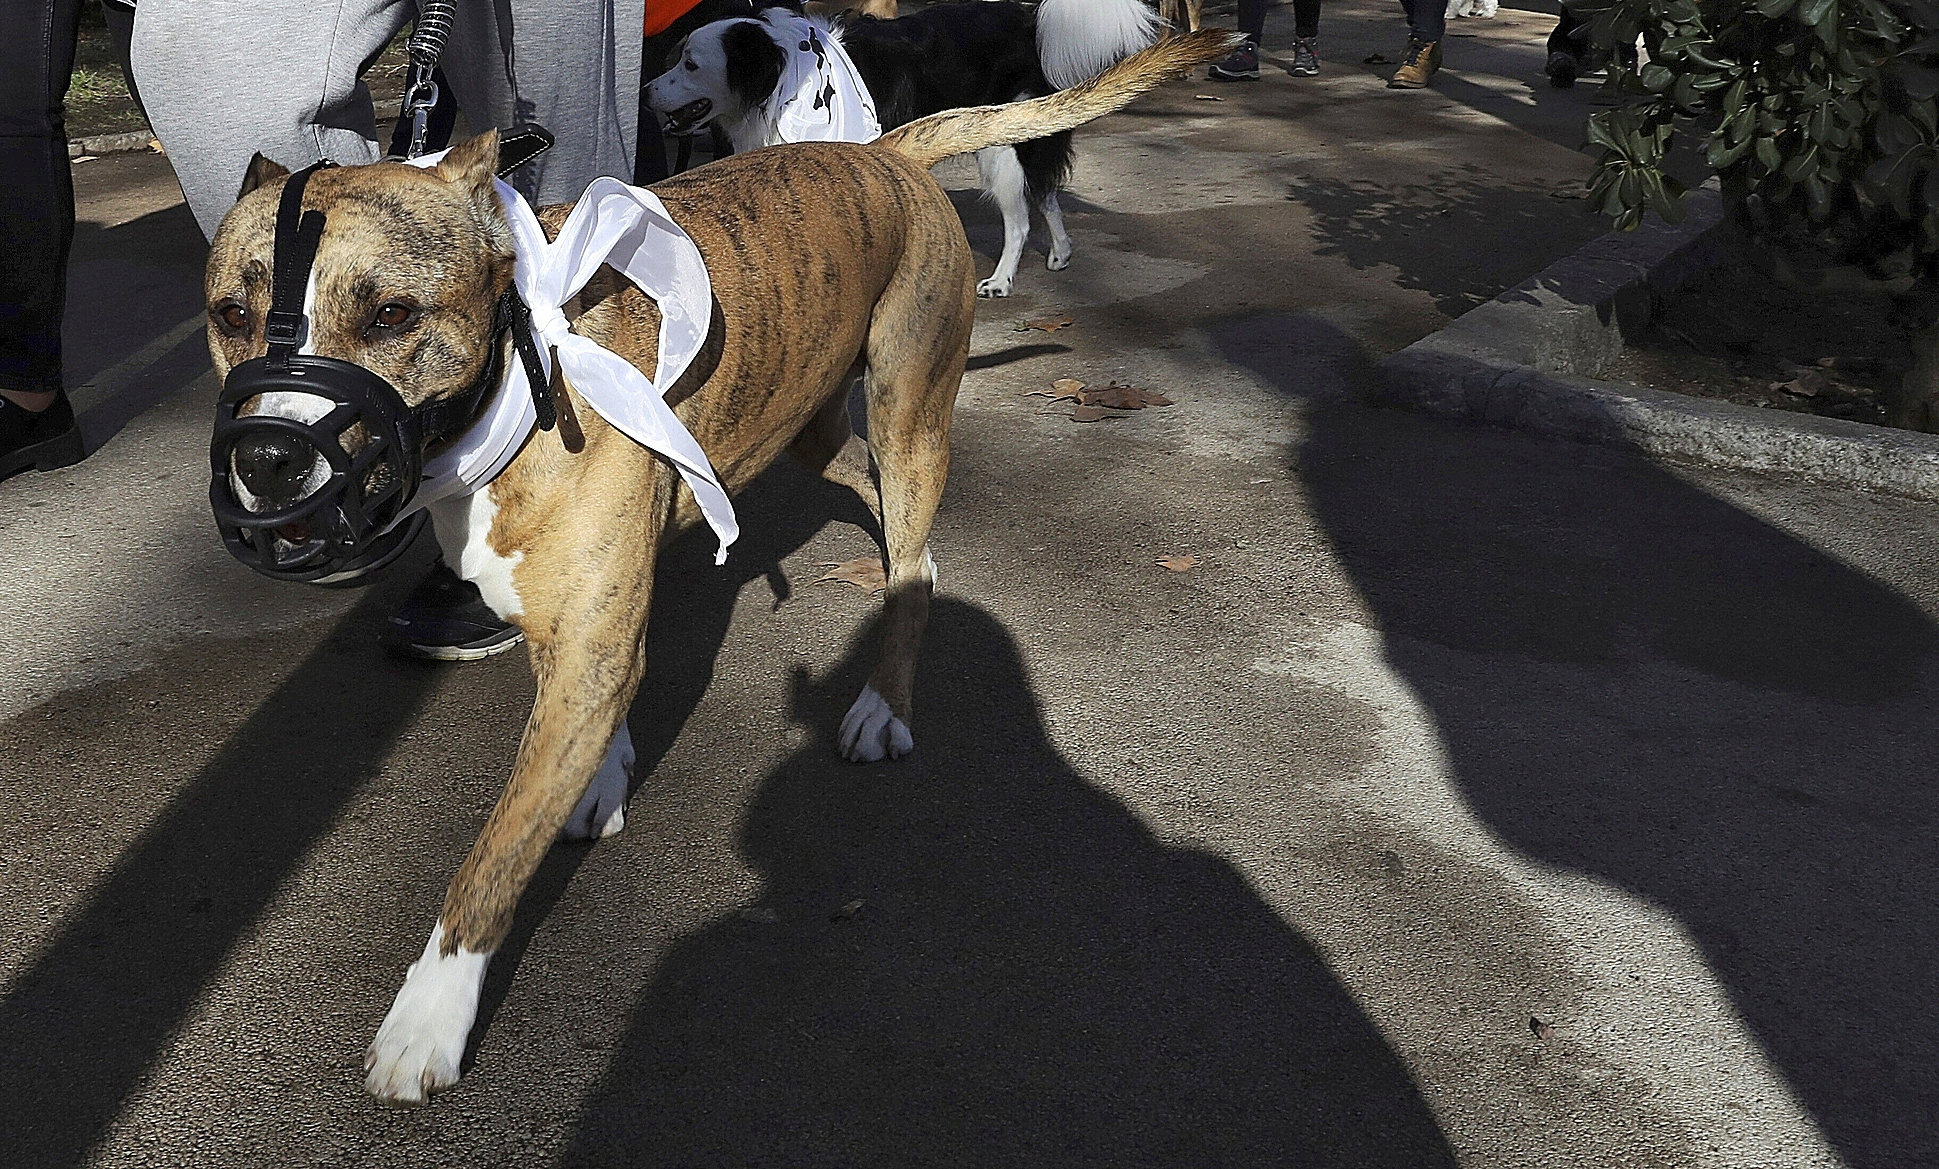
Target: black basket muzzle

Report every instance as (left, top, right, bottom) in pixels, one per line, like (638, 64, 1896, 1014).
(209, 351, 429, 585)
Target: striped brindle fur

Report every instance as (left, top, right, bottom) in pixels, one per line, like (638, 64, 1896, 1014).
(200, 29, 1238, 1105)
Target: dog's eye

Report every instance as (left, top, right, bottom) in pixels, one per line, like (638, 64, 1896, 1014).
(685, 58, 699, 71)
(214, 302, 249, 334)
(371, 303, 414, 330)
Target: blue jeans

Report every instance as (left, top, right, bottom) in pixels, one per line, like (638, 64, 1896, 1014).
(1400, 0, 1445, 42)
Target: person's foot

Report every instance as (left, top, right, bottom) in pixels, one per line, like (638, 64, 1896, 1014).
(1290, 36, 1320, 76)
(1388, 37, 1442, 88)
(0, 391, 84, 483)
(1208, 43, 1260, 81)
(384, 559, 525, 661)
(1545, 49, 1579, 88)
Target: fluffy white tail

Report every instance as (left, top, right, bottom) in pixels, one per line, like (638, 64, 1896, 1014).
(1036, 0, 1164, 89)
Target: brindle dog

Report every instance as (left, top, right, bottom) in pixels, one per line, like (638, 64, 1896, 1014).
(203, 29, 1236, 1104)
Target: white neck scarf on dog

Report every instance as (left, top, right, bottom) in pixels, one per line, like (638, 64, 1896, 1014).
(761, 11, 881, 145)
(394, 160, 737, 564)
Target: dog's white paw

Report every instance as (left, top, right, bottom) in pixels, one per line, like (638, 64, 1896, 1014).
(976, 275, 1014, 298)
(839, 685, 914, 763)
(1046, 248, 1072, 272)
(561, 724, 633, 841)
(364, 924, 490, 1105)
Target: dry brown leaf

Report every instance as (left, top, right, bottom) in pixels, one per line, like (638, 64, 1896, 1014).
(1028, 377, 1087, 403)
(1085, 382, 1173, 410)
(816, 555, 887, 595)
(148, 139, 166, 154)
(1070, 404, 1111, 422)
(1018, 314, 1075, 333)
(1157, 554, 1197, 572)
(1530, 1016, 1555, 1042)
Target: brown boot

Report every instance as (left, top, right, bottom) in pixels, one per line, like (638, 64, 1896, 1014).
(1388, 37, 1442, 88)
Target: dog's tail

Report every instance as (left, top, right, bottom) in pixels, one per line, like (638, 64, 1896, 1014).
(875, 28, 1240, 169)
(1035, 0, 1164, 90)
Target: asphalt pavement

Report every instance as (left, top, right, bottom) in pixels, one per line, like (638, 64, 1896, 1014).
(3, 2, 1933, 1166)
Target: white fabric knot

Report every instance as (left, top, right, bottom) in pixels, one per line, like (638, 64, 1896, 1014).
(396, 161, 737, 564)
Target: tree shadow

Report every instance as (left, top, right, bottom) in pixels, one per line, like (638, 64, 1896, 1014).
(1215, 310, 1939, 1169)
(555, 597, 1458, 1168)
(0, 565, 436, 1169)
(1283, 168, 1598, 317)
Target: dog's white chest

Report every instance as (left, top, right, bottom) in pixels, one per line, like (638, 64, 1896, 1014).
(428, 487, 524, 618)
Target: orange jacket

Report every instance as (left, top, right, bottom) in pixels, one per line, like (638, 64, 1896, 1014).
(645, 0, 708, 37)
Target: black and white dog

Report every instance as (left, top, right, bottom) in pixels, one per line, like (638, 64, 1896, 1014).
(646, 0, 1160, 296)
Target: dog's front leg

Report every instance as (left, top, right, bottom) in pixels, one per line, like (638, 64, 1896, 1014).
(364, 517, 658, 1103)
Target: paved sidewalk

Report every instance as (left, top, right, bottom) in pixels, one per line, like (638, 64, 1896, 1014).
(2, 4, 1931, 1167)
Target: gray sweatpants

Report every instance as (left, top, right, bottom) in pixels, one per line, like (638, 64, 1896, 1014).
(131, 0, 645, 239)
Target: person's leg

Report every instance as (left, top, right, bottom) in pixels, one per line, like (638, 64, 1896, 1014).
(131, 0, 411, 238)
(1290, 0, 1321, 73)
(440, 0, 644, 204)
(1208, 0, 1263, 79)
(1389, 0, 1443, 87)
(0, 0, 86, 480)
(1546, 7, 1582, 85)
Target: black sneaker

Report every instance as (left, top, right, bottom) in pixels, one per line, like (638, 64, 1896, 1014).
(384, 559, 526, 661)
(1209, 43, 1260, 81)
(0, 391, 84, 483)
(1545, 50, 1579, 88)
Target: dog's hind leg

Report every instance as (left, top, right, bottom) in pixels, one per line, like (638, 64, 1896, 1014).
(975, 146, 1032, 298)
(1041, 191, 1073, 272)
(837, 253, 972, 763)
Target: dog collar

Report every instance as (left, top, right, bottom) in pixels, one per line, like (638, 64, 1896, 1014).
(761, 12, 881, 145)
(394, 157, 738, 564)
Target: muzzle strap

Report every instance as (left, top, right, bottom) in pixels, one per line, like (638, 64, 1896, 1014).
(265, 162, 333, 364)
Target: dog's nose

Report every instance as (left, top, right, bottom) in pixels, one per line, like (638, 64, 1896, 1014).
(232, 431, 319, 502)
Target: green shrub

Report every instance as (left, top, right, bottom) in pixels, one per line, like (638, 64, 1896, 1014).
(1575, 0, 1939, 277)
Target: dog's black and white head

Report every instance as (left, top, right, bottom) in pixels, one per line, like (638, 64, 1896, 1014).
(645, 17, 789, 137)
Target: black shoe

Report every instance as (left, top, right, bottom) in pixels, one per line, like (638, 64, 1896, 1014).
(1546, 50, 1579, 88)
(0, 391, 84, 483)
(1209, 44, 1260, 81)
(384, 559, 526, 661)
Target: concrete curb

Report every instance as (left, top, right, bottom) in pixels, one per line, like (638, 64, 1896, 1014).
(1375, 184, 1939, 500)
(67, 99, 403, 159)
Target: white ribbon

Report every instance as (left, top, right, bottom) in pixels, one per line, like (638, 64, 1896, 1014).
(762, 11, 882, 145)
(395, 160, 737, 564)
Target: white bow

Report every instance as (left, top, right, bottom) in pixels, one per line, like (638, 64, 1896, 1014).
(396, 163, 737, 564)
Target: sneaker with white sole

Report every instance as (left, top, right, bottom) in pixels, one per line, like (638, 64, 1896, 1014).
(1291, 36, 1320, 76)
(1209, 43, 1260, 80)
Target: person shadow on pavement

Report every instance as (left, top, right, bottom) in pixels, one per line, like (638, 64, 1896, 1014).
(556, 597, 1458, 1168)
(1218, 311, 1939, 1169)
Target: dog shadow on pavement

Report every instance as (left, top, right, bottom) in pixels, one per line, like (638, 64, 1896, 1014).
(1220, 312, 1939, 1169)
(554, 597, 1458, 1168)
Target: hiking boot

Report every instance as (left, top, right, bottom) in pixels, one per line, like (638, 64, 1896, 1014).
(1545, 49, 1578, 88)
(1209, 43, 1260, 81)
(1388, 37, 1442, 88)
(0, 391, 84, 483)
(384, 559, 526, 661)
(1290, 36, 1320, 76)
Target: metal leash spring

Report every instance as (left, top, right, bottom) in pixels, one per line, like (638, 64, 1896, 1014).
(401, 0, 458, 159)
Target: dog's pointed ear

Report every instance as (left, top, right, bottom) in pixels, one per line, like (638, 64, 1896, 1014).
(237, 153, 290, 200)
(433, 129, 502, 195)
